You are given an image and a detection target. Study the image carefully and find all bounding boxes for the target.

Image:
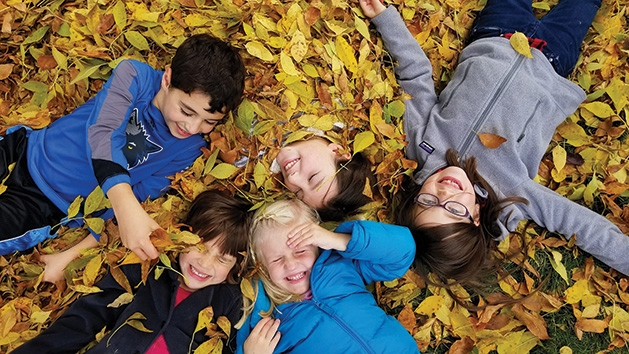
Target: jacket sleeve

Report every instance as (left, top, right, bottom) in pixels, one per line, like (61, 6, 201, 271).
(335, 220, 416, 284)
(518, 180, 629, 275)
(370, 6, 437, 161)
(235, 279, 271, 354)
(11, 266, 138, 354)
(87, 60, 151, 195)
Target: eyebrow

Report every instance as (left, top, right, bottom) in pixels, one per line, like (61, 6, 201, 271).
(180, 101, 198, 115)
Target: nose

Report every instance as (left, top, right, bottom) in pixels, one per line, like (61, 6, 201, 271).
(197, 256, 214, 270)
(188, 119, 202, 134)
(284, 257, 298, 271)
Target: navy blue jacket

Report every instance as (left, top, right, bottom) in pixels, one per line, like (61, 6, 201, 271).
(13, 262, 242, 354)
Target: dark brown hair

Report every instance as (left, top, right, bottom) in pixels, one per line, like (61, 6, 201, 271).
(183, 189, 252, 284)
(170, 33, 246, 114)
(396, 149, 527, 287)
(317, 152, 375, 222)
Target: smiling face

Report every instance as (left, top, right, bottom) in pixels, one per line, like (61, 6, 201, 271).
(415, 166, 480, 227)
(178, 237, 237, 292)
(274, 138, 350, 209)
(154, 67, 225, 139)
(257, 226, 319, 296)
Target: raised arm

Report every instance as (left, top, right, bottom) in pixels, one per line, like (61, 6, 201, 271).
(363, 5, 438, 161)
(335, 220, 416, 283)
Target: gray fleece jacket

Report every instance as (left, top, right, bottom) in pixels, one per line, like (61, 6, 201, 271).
(373, 6, 629, 275)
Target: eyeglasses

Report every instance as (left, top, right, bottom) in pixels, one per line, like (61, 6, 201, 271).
(414, 193, 474, 223)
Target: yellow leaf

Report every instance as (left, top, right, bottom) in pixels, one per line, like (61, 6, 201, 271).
(254, 161, 267, 189)
(194, 306, 214, 333)
(107, 292, 134, 308)
(184, 13, 211, 27)
(280, 51, 300, 76)
(582, 101, 615, 118)
(509, 32, 533, 58)
(549, 250, 569, 284)
(240, 279, 255, 301)
(353, 131, 375, 154)
(335, 36, 357, 74)
(217, 316, 231, 337)
(354, 13, 370, 41)
(209, 163, 239, 179)
(415, 295, 443, 315)
(195, 337, 221, 354)
(555, 121, 590, 146)
(29, 310, 51, 324)
(552, 145, 567, 172)
(245, 41, 274, 62)
(289, 30, 308, 62)
(477, 133, 507, 149)
(85, 186, 109, 215)
(83, 255, 103, 285)
(72, 284, 104, 294)
(67, 195, 84, 218)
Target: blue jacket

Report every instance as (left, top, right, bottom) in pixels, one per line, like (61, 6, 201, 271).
(0, 59, 206, 253)
(12, 262, 242, 354)
(236, 220, 419, 354)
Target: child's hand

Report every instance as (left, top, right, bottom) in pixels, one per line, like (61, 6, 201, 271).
(118, 207, 161, 260)
(243, 317, 281, 354)
(359, 0, 386, 19)
(107, 183, 160, 260)
(286, 222, 351, 251)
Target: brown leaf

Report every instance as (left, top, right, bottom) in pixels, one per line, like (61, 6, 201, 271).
(575, 318, 609, 333)
(304, 7, 320, 26)
(477, 133, 507, 149)
(0, 64, 14, 80)
(511, 304, 550, 340)
(449, 336, 475, 354)
(109, 265, 133, 294)
(396, 303, 416, 333)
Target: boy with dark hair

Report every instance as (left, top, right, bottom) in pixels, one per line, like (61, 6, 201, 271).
(0, 33, 246, 282)
(11, 189, 253, 354)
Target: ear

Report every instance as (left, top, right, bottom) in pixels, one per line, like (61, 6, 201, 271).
(161, 66, 172, 90)
(472, 203, 481, 226)
(328, 143, 351, 160)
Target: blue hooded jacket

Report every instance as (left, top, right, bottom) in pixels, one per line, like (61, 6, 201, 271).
(236, 220, 420, 354)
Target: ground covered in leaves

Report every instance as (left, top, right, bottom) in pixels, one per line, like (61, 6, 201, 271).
(1, 0, 629, 353)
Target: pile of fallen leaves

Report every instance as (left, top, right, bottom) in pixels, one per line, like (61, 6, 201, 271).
(1, 0, 628, 353)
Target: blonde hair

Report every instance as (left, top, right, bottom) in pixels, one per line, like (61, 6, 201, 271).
(236, 198, 320, 328)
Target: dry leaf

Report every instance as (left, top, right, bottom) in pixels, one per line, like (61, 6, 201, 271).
(477, 132, 507, 149)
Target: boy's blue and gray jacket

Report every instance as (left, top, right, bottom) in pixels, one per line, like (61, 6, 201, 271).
(236, 220, 420, 354)
(0, 60, 205, 252)
(373, 7, 629, 275)
(11, 262, 242, 353)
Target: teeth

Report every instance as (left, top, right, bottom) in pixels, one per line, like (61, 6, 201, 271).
(284, 158, 299, 171)
(190, 266, 209, 279)
(287, 272, 305, 281)
(441, 178, 461, 190)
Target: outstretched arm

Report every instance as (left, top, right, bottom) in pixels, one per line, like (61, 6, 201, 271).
(518, 180, 629, 275)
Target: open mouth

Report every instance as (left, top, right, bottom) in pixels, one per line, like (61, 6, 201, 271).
(283, 158, 300, 172)
(176, 124, 191, 137)
(438, 177, 462, 190)
(189, 265, 210, 280)
(286, 271, 306, 283)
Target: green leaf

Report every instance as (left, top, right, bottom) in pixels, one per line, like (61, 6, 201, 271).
(124, 31, 150, 51)
(21, 81, 48, 92)
(51, 46, 68, 71)
(354, 14, 371, 41)
(85, 217, 105, 234)
(209, 163, 239, 179)
(235, 99, 255, 134)
(112, 1, 127, 32)
(549, 250, 569, 285)
(22, 26, 50, 45)
(70, 64, 105, 85)
(353, 131, 375, 154)
(203, 148, 221, 176)
(254, 161, 267, 189)
(159, 253, 172, 268)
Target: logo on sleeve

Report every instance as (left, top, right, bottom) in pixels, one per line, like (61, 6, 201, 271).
(124, 108, 162, 169)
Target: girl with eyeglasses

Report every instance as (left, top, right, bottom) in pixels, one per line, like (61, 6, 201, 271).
(359, 0, 629, 286)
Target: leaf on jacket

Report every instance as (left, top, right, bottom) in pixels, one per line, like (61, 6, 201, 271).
(107, 292, 134, 308)
(477, 132, 507, 149)
(509, 32, 533, 58)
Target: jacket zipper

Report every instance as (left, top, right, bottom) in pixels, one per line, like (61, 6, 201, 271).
(311, 296, 375, 354)
(458, 55, 525, 155)
(516, 100, 540, 142)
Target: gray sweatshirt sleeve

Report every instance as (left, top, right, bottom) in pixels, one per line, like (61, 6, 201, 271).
(371, 6, 437, 161)
(518, 180, 629, 275)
